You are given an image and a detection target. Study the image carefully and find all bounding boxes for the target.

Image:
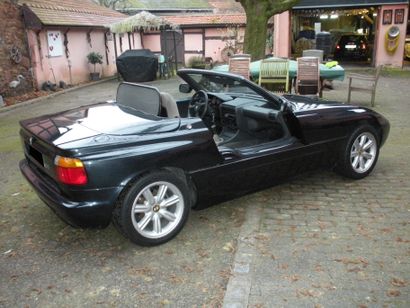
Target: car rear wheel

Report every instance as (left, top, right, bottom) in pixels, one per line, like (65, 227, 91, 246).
(113, 171, 190, 246)
(335, 126, 379, 179)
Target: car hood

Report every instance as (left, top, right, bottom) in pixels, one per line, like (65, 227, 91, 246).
(20, 103, 180, 146)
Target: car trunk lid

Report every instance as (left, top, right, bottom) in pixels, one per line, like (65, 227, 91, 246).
(20, 103, 181, 146)
(20, 103, 180, 183)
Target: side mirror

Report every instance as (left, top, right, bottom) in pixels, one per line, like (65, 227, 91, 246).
(179, 83, 192, 93)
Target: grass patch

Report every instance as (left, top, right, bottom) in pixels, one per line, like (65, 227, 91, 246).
(0, 137, 21, 152)
(382, 67, 410, 78)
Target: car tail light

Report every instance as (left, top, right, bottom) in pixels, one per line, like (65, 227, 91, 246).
(55, 155, 88, 185)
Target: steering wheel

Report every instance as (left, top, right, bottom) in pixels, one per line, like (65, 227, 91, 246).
(189, 90, 209, 118)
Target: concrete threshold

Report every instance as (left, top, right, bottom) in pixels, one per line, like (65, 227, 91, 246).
(223, 204, 263, 308)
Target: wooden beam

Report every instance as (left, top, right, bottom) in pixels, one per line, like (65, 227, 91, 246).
(185, 50, 203, 54)
(113, 33, 120, 81)
(22, 5, 42, 30)
(202, 28, 205, 57)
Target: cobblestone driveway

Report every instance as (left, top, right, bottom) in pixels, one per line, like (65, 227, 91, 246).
(0, 78, 244, 307)
(224, 73, 410, 307)
(0, 71, 409, 307)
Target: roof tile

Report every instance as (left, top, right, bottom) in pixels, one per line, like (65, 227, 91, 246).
(127, 0, 211, 9)
(208, 0, 244, 13)
(164, 14, 246, 26)
(20, 0, 126, 27)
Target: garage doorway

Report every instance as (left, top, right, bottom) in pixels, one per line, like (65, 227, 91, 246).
(292, 7, 378, 66)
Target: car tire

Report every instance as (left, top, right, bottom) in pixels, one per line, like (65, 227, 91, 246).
(113, 170, 190, 246)
(335, 125, 380, 179)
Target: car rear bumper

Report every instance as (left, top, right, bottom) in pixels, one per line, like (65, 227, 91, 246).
(20, 159, 121, 228)
(336, 50, 368, 58)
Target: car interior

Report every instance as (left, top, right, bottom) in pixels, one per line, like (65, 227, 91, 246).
(115, 81, 291, 157)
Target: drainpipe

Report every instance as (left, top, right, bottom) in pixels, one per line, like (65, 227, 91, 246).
(68, 59, 73, 85)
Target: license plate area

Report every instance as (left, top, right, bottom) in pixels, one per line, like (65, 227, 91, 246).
(345, 44, 357, 49)
(29, 145, 44, 167)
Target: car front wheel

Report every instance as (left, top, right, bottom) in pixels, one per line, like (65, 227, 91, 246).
(113, 170, 190, 246)
(336, 126, 380, 179)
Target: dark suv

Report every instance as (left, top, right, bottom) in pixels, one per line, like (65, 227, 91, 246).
(334, 34, 370, 60)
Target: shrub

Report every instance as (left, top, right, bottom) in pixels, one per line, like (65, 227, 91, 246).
(87, 52, 103, 73)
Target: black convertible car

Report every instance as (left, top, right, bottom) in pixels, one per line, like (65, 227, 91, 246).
(19, 69, 389, 246)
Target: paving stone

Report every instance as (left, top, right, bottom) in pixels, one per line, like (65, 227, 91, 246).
(224, 74, 410, 307)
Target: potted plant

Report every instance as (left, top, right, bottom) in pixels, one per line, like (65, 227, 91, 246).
(87, 52, 103, 81)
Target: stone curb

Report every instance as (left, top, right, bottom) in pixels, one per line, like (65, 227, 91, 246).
(223, 204, 262, 308)
(0, 77, 116, 114)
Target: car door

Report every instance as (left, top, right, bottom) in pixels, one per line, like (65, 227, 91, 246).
(189, 115, 325, 208)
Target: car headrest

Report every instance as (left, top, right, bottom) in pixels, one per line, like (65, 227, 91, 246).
(116, 82, 161, 115)
(160, 92, 180, 118)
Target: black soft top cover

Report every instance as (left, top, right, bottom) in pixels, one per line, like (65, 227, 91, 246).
(116, 49, 158, 82)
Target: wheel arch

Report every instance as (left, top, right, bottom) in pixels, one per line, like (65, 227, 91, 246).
(334, 122, 380, 179)
(112, 167, 193, 246)
(117, 166, 198, 210)
(354, 117, 385, 145)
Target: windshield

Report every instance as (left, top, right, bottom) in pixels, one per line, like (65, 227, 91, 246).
(178, 69, 283, 110)
(186, 73, 261, 96)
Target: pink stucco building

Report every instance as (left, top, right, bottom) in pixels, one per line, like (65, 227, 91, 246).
(16, 0, 250, 90)
(117, 0, 252, 66)
(15, 0, 410, 94)
(374, 4, 409, 67)
(20, 0, 141, 89)
(141, 14, 248, 65)
(122, 0, 409, 68)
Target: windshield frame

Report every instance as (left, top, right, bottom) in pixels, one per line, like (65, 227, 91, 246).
(178, 68, 282, 110)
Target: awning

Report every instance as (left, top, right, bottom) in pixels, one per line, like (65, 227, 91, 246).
(294, 0, 409, 9)
(108, 11, 177, 33)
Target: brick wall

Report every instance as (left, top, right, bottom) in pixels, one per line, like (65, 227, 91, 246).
(0, 0, 33, 97)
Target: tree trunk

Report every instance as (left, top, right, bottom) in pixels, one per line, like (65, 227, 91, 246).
(243, 7, 270, 60)
(241, 1, 274, 60)
(237, 0, 299, 60)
